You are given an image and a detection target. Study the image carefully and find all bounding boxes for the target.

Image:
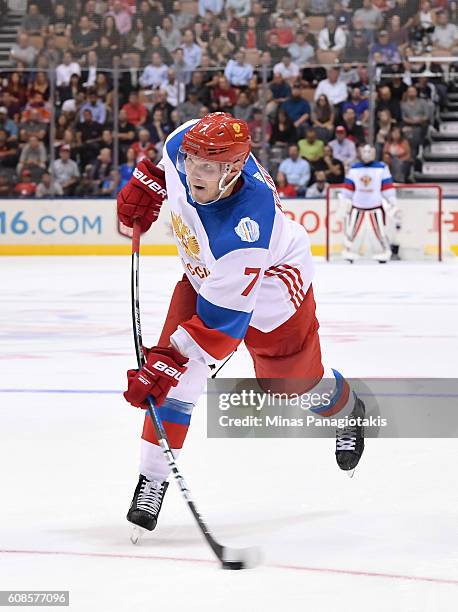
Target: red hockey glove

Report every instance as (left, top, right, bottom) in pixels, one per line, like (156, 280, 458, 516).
(124, 346, 188, 409)
(117, 159, 167, 233)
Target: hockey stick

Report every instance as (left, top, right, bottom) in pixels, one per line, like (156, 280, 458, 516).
(130, 221, 261, 570)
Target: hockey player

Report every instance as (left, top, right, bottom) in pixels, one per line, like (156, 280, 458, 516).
(340, 144, 399, 263)
(117, 113, 365, 536)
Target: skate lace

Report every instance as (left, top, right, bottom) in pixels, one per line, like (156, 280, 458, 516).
(137, 480, 163, 514)
(336, 424, 357, 451)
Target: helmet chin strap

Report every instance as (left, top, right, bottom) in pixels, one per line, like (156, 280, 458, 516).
(187, 163, 241, 206)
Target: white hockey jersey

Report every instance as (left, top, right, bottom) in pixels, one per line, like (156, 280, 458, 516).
(342, 161, 395, 209)
(160, 120, 314, 364)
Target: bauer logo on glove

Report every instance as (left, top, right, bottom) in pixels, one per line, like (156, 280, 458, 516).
(124, 346, 188, 409)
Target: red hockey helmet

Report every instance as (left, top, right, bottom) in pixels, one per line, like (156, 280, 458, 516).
(181, 112, 251, 165)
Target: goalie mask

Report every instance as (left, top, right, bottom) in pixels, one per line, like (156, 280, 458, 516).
(178, 113, 251, 205)
(360, 144, 376, 164)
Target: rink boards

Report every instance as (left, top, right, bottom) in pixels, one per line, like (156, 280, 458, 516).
(0, 197, 457, 256)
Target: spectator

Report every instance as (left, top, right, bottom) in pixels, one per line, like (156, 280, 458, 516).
(270, 108, 297, 146)
(0, 129, 18, 167)
(158, 15, 182, 54)
(0, 107, 18, 142)
(432, 11, 458, 51)
(316, 144, 345, 183)
(199, 0, 224, 17)
(0, 174, 12, 197)
(233, 91, 254, 122)
(106, 0, 132, 35)
(298, 128, 325, 164)
(148, 108, 171, 148)
(119, 147, 136, 189)
(375, 108, 393, 157)
(28, 71, 50, 101)
(18, 108, 47, 143)
(314, 68, 348, 106)
(265, 32, 285, 65)
(186, 72, 212, 107)
(212, 76, 237, 112)
(172, 48, 192, 86)
(240, 15, 265, 49)
(318, 16, 347, 52)
(90, 148, 113, 192)
(182, 29, 202, 71)
(307, 0, 332, 15)
(270, 16, 295, 47)
(277, 144, 311, 197)
(161, 68, 186, 108)
(101, 169, 120, 197)
(273, 53, 300, 85)
(401, 86, 429, 153)
(341, 108, 366, 145)
(329, 126, 357, 168)
(276, 173, 297, 197)
(10, 33, 38, 67)
(20, 3, 47, 34)
(224, 51, 254, 87)
(251, 1, 271, 31)
(248, 107, 272, 157)
(178, 88, 202, 122)
(288, 30, 315, 67)
(122, 92, 148, 127)
(101, 15, 122, 54)
(50, 145, 80, 195)
(312, 94, 335, 142)
(387, 14, 409, 49)
(117, 109, 136, 161)
(270, 73, 292, 104)
(375, 86, 402, 125)
(370, 30, 401, 64)
(76, 109, 103, 166)
(72, 15, 98, 58)
(48, 3, 71, 38)
(281, 85, 311, 135)
(342, 87, 369, 124)
(126, 17, 152, 56)
(209, 21, 237, 65)
(14, 169, 37, 197)
(35, 172, 64, 197)
(5, 72, 28, 110)
(79, 90, 107, 125)
(343, 31, 368, 63)
(171, 0, 195, 31)
(306, 171, 329, 196)
(16, 135, 47, 177)
(74, 166, 97, 197)
(131, 128, 156, 163)
(152, 89, 175, 124)
(140, 52, 169, 89)
(226, 0, 251, 18)
(99, 130, 114, 154)
(56, 52, 81, 87)
(59, 73, 84, 103)
(354, 0, 383, 31)
(383, 125, 412, 182)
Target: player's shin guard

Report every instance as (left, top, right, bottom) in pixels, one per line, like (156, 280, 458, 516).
(140, 397, 194, 482)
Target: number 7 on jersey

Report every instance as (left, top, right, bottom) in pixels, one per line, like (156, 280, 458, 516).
(241, 267, 261, 296)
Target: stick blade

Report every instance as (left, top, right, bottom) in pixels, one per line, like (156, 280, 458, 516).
(221, 545, 263, 570)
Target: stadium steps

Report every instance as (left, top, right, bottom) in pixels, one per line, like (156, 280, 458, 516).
(0, 11, 26, 65)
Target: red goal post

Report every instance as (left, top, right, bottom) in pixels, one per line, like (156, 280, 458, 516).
(325, 183, 447, 262)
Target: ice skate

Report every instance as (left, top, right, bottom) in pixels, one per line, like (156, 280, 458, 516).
(127, 475, 169, 544)
(336, 394, 365, 476)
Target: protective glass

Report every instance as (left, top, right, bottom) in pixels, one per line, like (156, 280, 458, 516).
(177, 147, 228, 181)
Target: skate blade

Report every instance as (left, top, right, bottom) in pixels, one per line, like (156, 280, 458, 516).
(130, 525, 148, 545)
(346, 468, 356, 479)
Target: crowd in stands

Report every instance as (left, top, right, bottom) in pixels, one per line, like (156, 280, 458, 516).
(0, 0, 452, 197)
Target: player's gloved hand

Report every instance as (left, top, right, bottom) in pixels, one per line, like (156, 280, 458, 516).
(124, 346, 188, 409)
(117, 159, 167, 233)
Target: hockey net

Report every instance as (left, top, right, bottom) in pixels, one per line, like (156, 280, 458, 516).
(325, 183, 457, 261)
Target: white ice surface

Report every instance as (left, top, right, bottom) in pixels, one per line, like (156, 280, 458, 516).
(0, 257, 457, 612)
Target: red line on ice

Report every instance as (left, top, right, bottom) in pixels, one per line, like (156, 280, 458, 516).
(1, 549, 457, 585)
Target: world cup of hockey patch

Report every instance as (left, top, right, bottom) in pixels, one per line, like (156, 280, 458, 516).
(235, 217, 260, 243)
